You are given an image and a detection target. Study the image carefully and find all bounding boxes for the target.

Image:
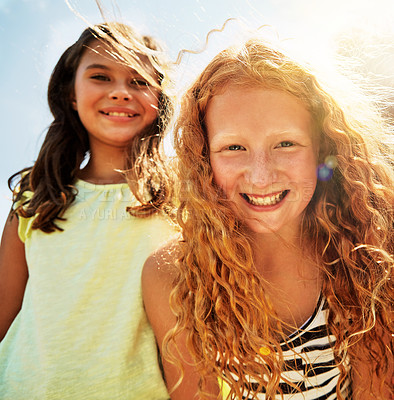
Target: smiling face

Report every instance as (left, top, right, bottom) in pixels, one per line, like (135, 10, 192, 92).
(207, 86, 318, 238)
(72, 40, 159, 152)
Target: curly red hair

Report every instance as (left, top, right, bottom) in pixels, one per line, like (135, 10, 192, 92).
(165, 39, 393, 399)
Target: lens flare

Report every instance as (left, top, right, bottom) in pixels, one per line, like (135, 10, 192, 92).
(317, 163, 333, 181)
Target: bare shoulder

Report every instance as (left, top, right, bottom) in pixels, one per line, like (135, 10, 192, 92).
(141, 237, 181, 327)
(142, 237, 180, 288)
(142, 237, 221, 399)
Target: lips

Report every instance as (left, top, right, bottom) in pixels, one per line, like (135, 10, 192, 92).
(100, 111, 138, 118)
(241, 190, 289, 206)
(99, 108, 139, 118)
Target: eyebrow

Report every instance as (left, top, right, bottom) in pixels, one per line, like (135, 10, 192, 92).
(208, 132, 240, 145)
(85, 63, 111, 70)
(84, 63, 145, 78)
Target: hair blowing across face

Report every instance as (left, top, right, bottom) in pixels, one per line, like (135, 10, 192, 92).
(9, 22, 173, 232)
(165, 39, 393, 399)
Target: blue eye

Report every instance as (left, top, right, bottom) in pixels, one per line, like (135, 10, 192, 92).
(228, 144, 244, 151)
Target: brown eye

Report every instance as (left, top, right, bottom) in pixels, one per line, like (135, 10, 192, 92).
(130, 79, 150, 87)
(90, 74, 110, 81)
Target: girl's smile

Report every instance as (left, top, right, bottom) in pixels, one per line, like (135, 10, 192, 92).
(72, 40, 159, 152)
(241, 190, 289, 207)
(99, 107, 139, 118)
(207, 86, 318, 238)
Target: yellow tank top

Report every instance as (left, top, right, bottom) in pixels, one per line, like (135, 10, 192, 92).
(0, 180, 173, 399)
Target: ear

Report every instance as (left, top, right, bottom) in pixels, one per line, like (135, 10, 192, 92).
(71, 98, 77, 110)
(70, 90, 77, 110)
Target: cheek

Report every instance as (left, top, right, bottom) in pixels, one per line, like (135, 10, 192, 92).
(210, 158, 224, 186)
(298, 155, 318, 203)
(210, 158, 237, 196)
(143, 91, 159, 118)
(302, 178, 317, 204)
(289, 151, 317, 176)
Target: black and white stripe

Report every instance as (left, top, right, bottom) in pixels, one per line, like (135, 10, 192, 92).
(230, 296, 352, 399)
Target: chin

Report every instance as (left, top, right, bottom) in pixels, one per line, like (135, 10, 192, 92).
(242, 217, 302, 240)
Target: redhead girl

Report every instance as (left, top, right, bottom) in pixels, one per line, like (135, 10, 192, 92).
(143, 38, 393, 399)
(0, 23, 174, 399)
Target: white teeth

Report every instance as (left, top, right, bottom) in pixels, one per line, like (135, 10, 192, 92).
(105, 111, 134, 117)
(246, 192, 284, 206)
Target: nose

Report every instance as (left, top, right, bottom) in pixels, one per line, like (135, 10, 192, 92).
(109, 84, 132, 101)
(245, 152, 277, 188)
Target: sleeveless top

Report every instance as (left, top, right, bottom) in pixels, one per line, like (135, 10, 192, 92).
(0, 180, 173, 400)
(222, 295, 352, 399)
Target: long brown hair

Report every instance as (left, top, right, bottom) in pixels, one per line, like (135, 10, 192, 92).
(9, 22, 173, 232)
(166, 39, 393, 399)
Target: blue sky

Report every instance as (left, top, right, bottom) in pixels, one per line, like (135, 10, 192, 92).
(0, 0, 393, 229)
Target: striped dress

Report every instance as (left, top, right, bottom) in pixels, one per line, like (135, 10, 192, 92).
(224, 295, 352, 399)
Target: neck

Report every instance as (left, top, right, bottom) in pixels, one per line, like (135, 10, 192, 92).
(250, 228, 302, 266)
(251, 233, 303, 277)
(77, 147, 127, 184)
(250, 230, 320, 303)
(250, 233, 321, 331)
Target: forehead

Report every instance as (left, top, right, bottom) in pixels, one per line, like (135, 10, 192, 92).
(78, 39, 156, 76)
(206, 86, 314, 139)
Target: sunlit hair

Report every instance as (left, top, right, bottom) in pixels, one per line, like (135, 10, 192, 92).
(9, 22, 174, 232)
(166, 38, 393, 399)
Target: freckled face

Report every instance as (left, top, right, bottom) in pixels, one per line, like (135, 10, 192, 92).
(72, 40, 159, 152)
(207, 86, 318, 238)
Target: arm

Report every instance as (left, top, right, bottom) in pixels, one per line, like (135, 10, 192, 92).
(142, 242, 220, 400)
(0, 214, 28, 341)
